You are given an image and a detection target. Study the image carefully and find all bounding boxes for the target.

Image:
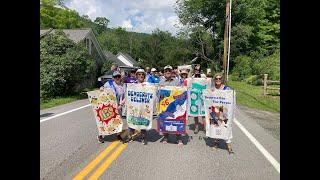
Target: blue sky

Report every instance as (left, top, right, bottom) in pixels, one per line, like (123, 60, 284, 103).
(65, 0, 183, 35)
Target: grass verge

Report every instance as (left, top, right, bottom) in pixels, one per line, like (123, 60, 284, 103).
(227, 80, 280, 113)
(40, 88, 98, 110)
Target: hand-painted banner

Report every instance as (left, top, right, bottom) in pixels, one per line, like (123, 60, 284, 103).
(157, 86, 188, 134)
(203, 89, 235, 140)
(87, 89, 123, 135)
(126, 83, 156, 130)
(186, 78, 212, 116)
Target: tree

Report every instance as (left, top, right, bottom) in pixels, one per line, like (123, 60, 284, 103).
(40, 30, 96, 99)
(94, 17, 110, 34)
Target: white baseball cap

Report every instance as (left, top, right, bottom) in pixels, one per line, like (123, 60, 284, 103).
(151, 68, 157, 72)
(164, 65, 173, 70)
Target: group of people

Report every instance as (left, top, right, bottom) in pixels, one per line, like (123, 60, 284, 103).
(99, 63, 234, 154)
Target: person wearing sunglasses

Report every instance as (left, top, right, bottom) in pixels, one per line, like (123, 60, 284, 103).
(159, 65, 184, 147)
(97, 71, 126, 143)
(212, 73, 234, 154)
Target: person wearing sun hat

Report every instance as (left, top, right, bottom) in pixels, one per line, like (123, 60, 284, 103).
(126, 68, 151, 145)
(179, 69, 189, 86)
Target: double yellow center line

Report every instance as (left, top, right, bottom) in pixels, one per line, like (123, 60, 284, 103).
(73, 141, 127, 180)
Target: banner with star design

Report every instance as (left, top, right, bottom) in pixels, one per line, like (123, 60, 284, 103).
(157, 86, 188, 134)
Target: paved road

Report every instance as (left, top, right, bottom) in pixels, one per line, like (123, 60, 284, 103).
(40, 100, 280, 180)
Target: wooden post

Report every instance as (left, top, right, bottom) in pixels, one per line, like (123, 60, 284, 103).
(223, 0, 230, 79)
(263, 74, 268, 96)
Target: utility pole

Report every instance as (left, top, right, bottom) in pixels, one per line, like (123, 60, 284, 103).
(226, 0, 232, 82)
(222, 0, 230, 82)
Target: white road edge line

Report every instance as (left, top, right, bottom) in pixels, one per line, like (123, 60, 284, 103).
(40, 104, 91, 123)
(234, 118, 280, 173)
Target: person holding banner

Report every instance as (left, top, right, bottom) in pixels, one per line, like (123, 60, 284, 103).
(127, 69, 150, 145)
(211, 73, 234, 154)
(159, 65, 184, 147)
(97, 71, 126, 143)
(192, 68, 207, 134)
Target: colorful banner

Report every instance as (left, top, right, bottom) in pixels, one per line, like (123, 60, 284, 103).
(186, 78, 212, 116)
(157, 86, 188, 134)
(203, 89, 235, 140)
(87, 89, 123, 135)
(126, 83, 157, 130)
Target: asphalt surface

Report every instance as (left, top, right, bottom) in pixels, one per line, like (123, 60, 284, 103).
(40, 100, 280, 180)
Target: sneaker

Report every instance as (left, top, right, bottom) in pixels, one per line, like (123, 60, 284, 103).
(177, 140, 183, 147)
(162, 136, 168, 144)
(142, 137, 147, 145)
(97, 135, 104, 143)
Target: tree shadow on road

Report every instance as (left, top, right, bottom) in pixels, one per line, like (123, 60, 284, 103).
(146, 129, 163, 142)
(102, 134, 119, 142)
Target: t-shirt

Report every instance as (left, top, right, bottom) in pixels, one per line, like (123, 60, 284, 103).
(124, 76, 137, 83)
(159, 76, 180, 86)
(103, 80, 125, 104)
(147, 75, 160, 84)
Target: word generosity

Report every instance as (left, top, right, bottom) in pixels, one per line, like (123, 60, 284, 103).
(128, 91, 153, 103)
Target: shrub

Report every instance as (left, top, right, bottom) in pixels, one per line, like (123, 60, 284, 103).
(232, 55, 253, 80)
(40, 31, 96, 99)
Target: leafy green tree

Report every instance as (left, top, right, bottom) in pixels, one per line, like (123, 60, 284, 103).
(40, 31, 96, 99)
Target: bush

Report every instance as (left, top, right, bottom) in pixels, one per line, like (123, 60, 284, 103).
(232, 55, 253, 80)
(244, 75, 263, 86)
(40, 31, 96, 99)
(252, 50, 280, 80)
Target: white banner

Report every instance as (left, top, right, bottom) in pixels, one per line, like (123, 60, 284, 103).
(126, 83, 157, 130)
(203, 89, 235, 140)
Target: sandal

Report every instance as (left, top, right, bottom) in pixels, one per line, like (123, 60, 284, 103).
(178, 140, 183, 147)
(227, 144, 234, 154)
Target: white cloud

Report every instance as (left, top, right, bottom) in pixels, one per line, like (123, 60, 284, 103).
(122, 19, 133, 29)
(65, 0, 182, 35)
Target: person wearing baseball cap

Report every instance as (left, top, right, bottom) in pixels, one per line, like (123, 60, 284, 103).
(159, 65, 183, 147)
(98, 71, 126, 143)
(148, 68, 160, 84)
(159, 65, 180, 86)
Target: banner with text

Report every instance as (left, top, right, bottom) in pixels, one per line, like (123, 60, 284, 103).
(126, 83, 156, 130)
(203, 89, 235, 140)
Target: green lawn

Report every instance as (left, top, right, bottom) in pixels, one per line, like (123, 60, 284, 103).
(40, 88, 98, 110)
(226, 80, 280, 113)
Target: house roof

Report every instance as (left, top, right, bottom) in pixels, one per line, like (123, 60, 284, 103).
(104, 51, 116, 59)
(103, 51, 127, 67)
(117, 52, 138, 65)
(40, 28, 91, 43)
